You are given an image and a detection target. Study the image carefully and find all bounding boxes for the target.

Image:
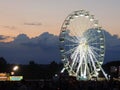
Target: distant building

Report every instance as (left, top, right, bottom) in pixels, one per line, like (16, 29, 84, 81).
(0, 73, 9, 81)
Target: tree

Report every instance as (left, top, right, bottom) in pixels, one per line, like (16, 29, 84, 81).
(29, 60, 36, 65)
(48, 61, 59, 77)
(0, 57, 7, 72)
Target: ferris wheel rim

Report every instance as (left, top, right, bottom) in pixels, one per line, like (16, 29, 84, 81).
(59, 10, 106, 80)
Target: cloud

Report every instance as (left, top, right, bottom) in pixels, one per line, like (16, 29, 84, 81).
(0, 35, 12, 40)
(0, 25, 16, 29)
(103, 30, 120, 63)
(0, 32, 60, 64)
(0, 30, 120, 64)
(13, 34, 30, 44)
(19, 32, 59, 49)
(24, 22, 42, 26)
(104, 31, 120, 46)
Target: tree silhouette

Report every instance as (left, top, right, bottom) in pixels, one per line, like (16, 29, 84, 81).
(29, 60, 36, 65)
(0, 57, 7, 72)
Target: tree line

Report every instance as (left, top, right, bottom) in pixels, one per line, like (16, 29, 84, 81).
(0, 57, 62, 80)
(0, 57, 119, 79)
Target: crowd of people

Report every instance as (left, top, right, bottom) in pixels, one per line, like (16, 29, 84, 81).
(0, 78, 119, 90)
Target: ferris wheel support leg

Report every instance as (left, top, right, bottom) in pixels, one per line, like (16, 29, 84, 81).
(100, 67, 108, 80)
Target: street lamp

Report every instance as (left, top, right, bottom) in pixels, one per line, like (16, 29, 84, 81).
(11, 72, 14, 75)
(10, 65, 19, 76)
(13, 65, 19, 71)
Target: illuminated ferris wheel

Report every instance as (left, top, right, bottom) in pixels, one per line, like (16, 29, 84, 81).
(59, 10, 108, 80)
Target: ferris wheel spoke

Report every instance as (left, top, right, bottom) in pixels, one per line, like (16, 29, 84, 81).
(83, 58, 88, 77)
(76, 17, 86, 36)
(76, 53, 86, 76)
(69, 29, 81, 41)
(88, 48, 98, 70)
(89, 47, 100, 56)
(64, 36, 78, 43)
(89, 47, 99, 61)
(87, 35, 100, 43)
(65, 43, 78, 47)
(88, 59, 94, 74)
(69, 34, 80, 43)
(90, 47, 103, 58)
(91, 43, 104, 45)
(70, 20, 82, 37)
(76, 47, 87, 75)
(92, 51, 100, 58)
(89, 54, 97, 73)
(70, 48, 80, 70)
(86, 63, 92, 79)
(89, 47, 102, 73)
(71, 56, 79, 71)
(64, 46, 77, 55)
(90, 46, 101, 52)
(90, 47, 105, 63)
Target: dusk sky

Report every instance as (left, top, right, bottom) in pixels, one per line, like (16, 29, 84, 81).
(0, 0, 120, 39)
(0, 0, 120, 64)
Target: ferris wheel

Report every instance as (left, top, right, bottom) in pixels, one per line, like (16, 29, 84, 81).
(59, 10, 108, 80)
